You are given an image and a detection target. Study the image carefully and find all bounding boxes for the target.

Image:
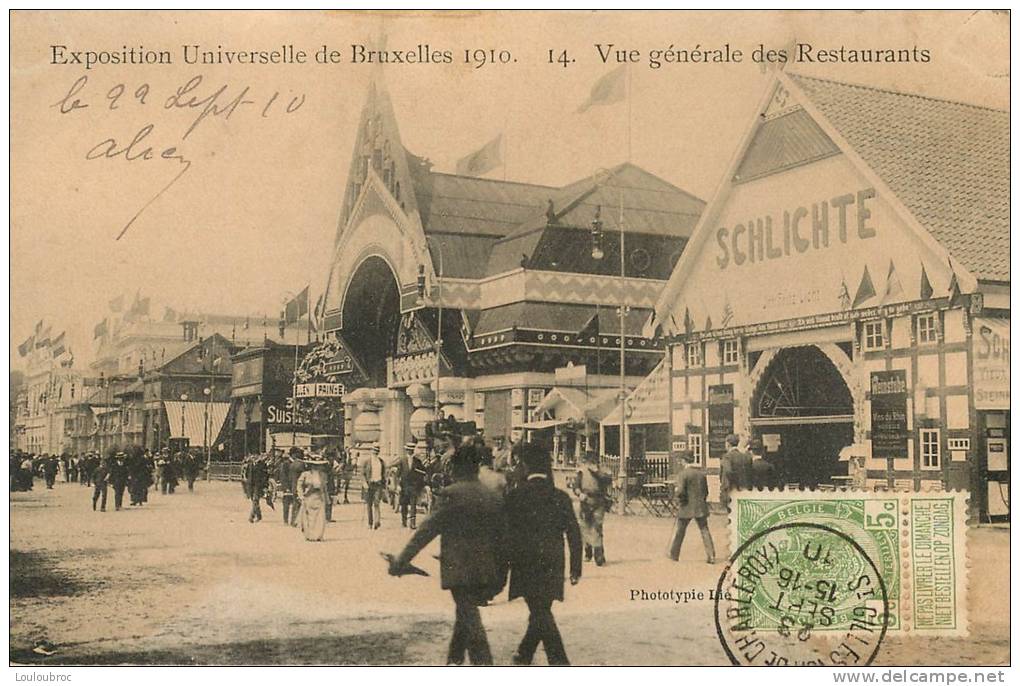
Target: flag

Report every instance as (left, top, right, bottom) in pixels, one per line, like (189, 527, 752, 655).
(310, 294, 325, 332)
(640, 312, 657, 339)
(577, 66, 627, 113)
(94, 318, 108, 340)
(919, 264, 934, 300)
(455, 134, 503, 177)
(852, 266, 876, 309)
(947, 257, 961, 307)
(838, 276, 851, 310)
(51, 331, 66, 358)
(109, 295, 124, 312)
(721, 296, 734, 328)
(284, 287, 309, 325)
(17, 335, 34, 357)
(758, 35, 798, 75)
(35, 326, 52, 349)
(883, 259, 903, 302)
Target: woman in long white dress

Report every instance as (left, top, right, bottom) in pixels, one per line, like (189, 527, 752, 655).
(297, 457, 329, 541)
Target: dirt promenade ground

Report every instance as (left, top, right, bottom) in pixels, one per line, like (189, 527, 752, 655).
(9, 481, 1009, 665)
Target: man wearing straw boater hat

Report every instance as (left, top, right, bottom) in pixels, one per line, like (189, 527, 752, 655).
(361, 443, 387, 530)
(296, 453, 329, 541)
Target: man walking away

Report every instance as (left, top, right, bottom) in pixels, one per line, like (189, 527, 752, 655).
(109, 451, 129, 511)
(750, 439, 776, 490)
(719, 433, 752, 510)
(573, 451, 612, 566)
(388, 444, 506, 665)
(506, 442, 582, 666)
(43, 456, 58, 489)
(397, 442, 427, 529)
(361, 444, 387, 530)
(91, 457, 110, 512)
(668, 450, 715, 564)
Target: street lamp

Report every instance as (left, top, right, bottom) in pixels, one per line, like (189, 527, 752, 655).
(590, 179, 630, 512)
(179, 393, 188, 449)
(203, 386, 211, 480)
(418, 236, 445, 423)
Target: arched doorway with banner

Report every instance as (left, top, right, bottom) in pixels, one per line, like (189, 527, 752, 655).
(749, 345, 855, 488)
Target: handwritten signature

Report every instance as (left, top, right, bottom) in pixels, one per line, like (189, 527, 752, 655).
(54, 74, 306, 240)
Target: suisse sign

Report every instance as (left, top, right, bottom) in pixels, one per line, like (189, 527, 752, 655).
(715, 187, 877, 269)
(294, 382, 345, 399)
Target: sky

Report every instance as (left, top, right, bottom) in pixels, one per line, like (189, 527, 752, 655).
(9, 10, 1009, 370)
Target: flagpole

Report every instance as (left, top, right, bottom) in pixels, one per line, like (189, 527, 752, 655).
(626, 64, 633, 163)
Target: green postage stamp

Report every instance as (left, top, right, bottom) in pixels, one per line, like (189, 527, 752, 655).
(722, 491, 968, 647)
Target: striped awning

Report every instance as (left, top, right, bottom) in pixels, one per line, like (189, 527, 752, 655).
(602, 359, 668, 426)
(164, 401, 230, 447)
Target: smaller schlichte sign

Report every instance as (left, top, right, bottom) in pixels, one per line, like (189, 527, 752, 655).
(870, 370, 908, 458)
(294, 382, 345, 399)
(707, 384, 735, 458)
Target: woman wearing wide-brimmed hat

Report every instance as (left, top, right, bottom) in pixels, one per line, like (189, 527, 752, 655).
(296, 455, 329, 541)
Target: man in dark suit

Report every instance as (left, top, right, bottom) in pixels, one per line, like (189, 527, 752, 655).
(668, 450, 715, 563)
(506, 442, 582, 666)
(396, 442, 427, 529)
(719, 433, 753, 509)
(109, 451, 129, 511)
(389, 445, 506, 666)
(279, 447, 305, 526)
(750, 439, 777, 490)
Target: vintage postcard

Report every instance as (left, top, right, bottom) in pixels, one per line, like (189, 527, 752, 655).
(8, 9, 1010, 670)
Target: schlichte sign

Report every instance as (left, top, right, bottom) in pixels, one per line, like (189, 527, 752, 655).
(870, 370, 908, 458)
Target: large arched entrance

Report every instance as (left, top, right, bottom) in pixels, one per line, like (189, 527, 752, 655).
(750, 345, 855, 488)
(342, 255, 402, 387)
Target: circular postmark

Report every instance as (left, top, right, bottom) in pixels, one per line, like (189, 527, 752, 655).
(714, 522, 890, 666)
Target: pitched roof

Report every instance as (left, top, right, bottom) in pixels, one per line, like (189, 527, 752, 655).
(790, 74, 1009, 282)
(417, 173, 555, 237)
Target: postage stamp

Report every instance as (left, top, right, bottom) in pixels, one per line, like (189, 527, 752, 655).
(714, 491, 968, 666)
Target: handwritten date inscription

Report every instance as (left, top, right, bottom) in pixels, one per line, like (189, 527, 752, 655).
(54, 75, 306, 240)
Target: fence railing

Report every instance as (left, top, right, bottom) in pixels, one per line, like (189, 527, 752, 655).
(207, 461, 244, 481)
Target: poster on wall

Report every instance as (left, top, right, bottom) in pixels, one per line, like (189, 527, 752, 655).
(973, 318, 1010, 410)
(870, 370, 908, 458)
(707, 384, 735, 457)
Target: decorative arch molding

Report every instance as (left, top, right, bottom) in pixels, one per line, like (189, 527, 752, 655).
(743, 342, 866, 443)
(323, 169, 433, 318)
(336, 247, 402, 330)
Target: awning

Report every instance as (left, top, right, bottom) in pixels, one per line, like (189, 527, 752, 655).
(534, 387, 619, 423)
(521, 418, 569, 430)
(267, 431, 312, 449)
(602, 359, 668, 426)
(164, 401, 230, 447)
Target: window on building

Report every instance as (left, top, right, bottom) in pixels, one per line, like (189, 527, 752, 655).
(862, 320, 885, 351)
(920, 428, 941, 469)
(686, 342, 702, 368)
(688, 433, 703, 466)
(917, 313, 939, 345)
(722, 339, 740, 366)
